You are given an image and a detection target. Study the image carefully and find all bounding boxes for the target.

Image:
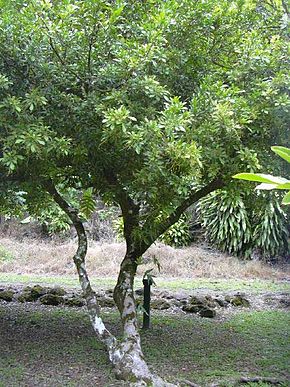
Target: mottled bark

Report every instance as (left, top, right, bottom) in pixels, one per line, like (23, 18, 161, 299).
(44, 176, 224, 385)
(112, 250, 176, 385)
(45, 182, 172, 385)
(44, 182, 116, 356)
(112, 252, 152, 382)
(112, 191, 156, 383)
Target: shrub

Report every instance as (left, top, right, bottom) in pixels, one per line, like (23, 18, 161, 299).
(253, 199, 288, 259)
(199, 189, 288, 259)
(0, 245, 14, 263)
(199, 190, 252, 256)
(160, 214, 191, 247)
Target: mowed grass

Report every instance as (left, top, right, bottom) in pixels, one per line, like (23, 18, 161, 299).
(0, 304, 289, 386)
(0, 272, 289, 293)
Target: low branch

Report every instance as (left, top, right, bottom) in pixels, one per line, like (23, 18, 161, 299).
(43, 181, 116, 354)
(140, 176, 224, 253)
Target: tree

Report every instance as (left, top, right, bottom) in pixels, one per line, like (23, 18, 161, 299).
(0, 0, 289, 384)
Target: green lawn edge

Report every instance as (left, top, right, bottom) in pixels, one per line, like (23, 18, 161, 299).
(0, 272, 289, 292)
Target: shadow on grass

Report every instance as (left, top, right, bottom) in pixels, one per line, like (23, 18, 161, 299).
(0, 304, 289, 386)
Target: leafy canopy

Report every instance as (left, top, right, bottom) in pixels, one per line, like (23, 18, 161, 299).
(0, 0, 289, 244)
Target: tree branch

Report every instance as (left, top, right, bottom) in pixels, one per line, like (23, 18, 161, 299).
(43, 180, 116, 353)
(140, 177, 224, 253)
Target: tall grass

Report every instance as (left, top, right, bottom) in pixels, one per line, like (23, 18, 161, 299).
(0, 237, 288, 280)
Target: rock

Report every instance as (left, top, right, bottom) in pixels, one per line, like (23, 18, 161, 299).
(39, 294, 64, 306)
(215, 298, 229, 307)
(64, 297, 85, 307)
(172, 291, 189, 301)
(47, 287, 66, 296)
(188, 296, 205, 306)
(0, 290, 14, 302)
(151, 299, 171, 310)
(225, 295, 250, 307)
(105, 289, 114, 295)
(135, 288, 144, 296)
(279, 298, 290, 308)
(170, 299, 183, 308)
(157, 291, 173, 299)
(182, 304, 202, 313)
(17, 293, 31, 303)
(204, 296, 218, 308)
(98, 296, 115, 308)
(199, 308, 216, 318)
(231, 295, 250, 307)
(183, 294, 219, 315)
(18, 285, 47, 302)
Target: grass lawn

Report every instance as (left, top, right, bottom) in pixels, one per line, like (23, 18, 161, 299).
(0, 272, 289, 293)
(0, 303, 289, 386)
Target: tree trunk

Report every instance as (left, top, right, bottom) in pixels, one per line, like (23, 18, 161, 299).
(113, 252, 154, 383)
(45, 183, 174, 386)
(74, 230, 173, 385)
(44, 183, 117, 356)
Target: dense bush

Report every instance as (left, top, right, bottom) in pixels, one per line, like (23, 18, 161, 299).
(160, 214, 191, 247)
(199, 189, 289, 259)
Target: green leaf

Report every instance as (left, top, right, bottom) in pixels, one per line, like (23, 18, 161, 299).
(79, 187, 95, 219)
(276, 182, 290, 190)
(233, 173, 288, 185)
(282, 191, 290, 205)
(271, 146, 290, 163)
(255, 183, 278, 190)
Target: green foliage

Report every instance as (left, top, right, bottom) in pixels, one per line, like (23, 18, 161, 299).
(36, 206, 71, 235)
(253, 200, 289, 258)
(199, 189, 288, 259)
(0, 245, 14, 263)
(0, 0, 288, 255)
(142, 268, 156, 286)
(0, 187, 26, 218)
(112, 217, 124, 241)
(234, 146, 290, 205)
(160, 215, 191, 247)
(199, 190, 252, 256)
(79, 188, 96, 220)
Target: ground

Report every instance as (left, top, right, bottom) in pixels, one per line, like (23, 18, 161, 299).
(0, 236, 289, 386)
(0, 277, 289, 387)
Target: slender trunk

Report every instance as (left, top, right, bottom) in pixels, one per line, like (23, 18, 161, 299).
(45, 183, 174, 385)
(44, 182, 116, 356)
(72, 219, 117, 359)
(113, 251, 154, 383)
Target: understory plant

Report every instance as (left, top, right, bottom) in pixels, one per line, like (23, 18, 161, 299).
(199, 189, 288, 259)
(160, 214, 191, 247)
(253, 199, 289, 258)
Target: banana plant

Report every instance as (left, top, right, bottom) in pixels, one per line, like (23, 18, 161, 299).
(233, 146, 290, 205)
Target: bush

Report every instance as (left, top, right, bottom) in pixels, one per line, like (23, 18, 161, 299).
(253, 199, 288, 259)
(199, 189, 288, 259)
(160, 214, 191, 247)
(199, 190, 252, 256)
(0, 245, 14, 263)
